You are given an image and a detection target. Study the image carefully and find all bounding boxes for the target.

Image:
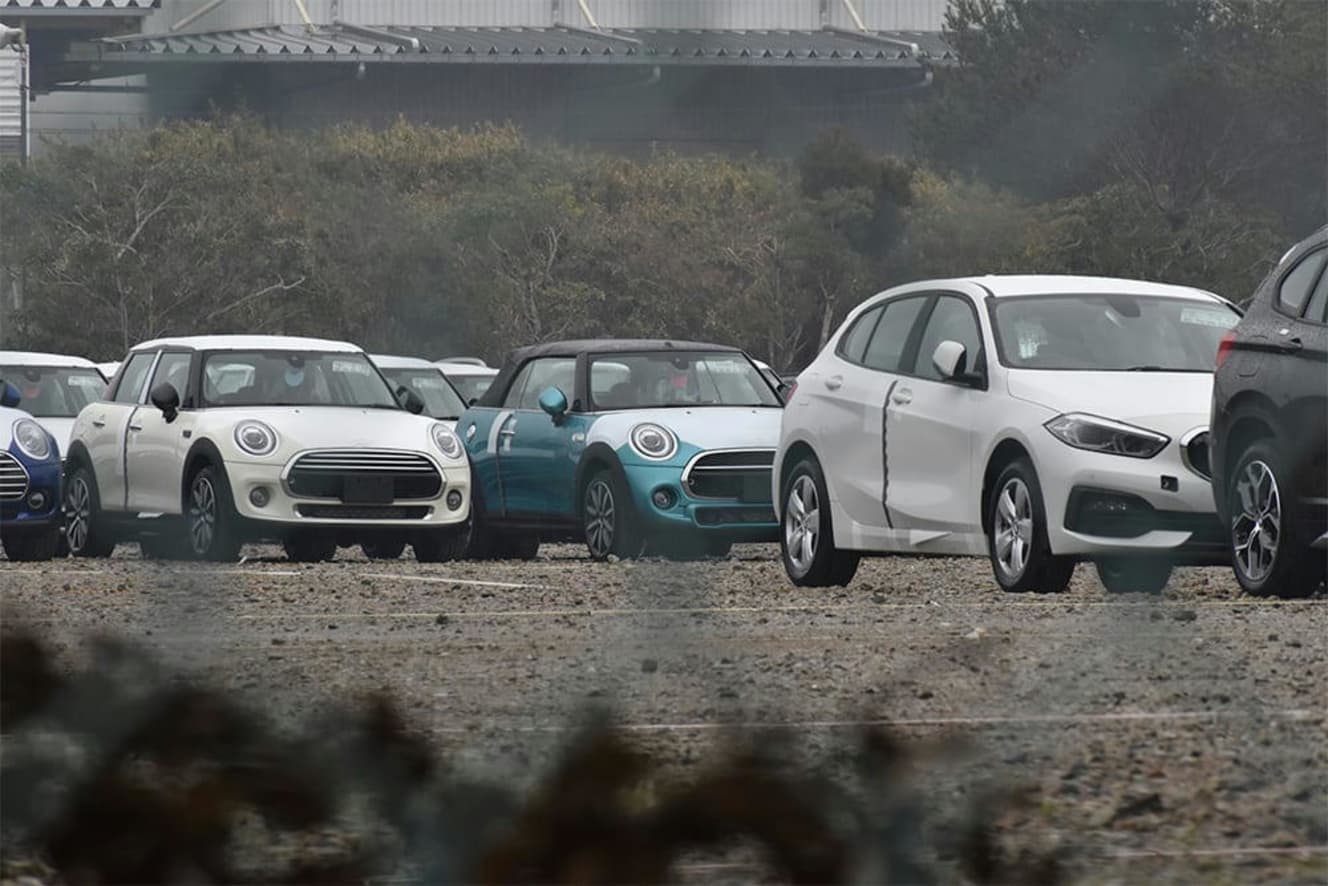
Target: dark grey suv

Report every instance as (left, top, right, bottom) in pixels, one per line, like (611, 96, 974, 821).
(1210, 226, 1328, 598)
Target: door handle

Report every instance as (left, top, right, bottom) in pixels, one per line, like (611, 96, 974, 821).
(91, 419, 106, 428)
(891, 388, 913, 405)
(128, 423, 143, 431)
(1277, 337, 1303, 354)
(498, 425, 517, 437)
(824, 375, 843, 391)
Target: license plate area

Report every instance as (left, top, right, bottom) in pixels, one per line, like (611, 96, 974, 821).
(739, 475, 771, 503)
(342, 475, 393, 505)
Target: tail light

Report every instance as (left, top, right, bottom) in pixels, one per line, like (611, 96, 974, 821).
(1215, 331, 1237, 369)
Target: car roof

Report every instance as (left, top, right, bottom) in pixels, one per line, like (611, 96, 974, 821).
(894, 274, 1227, 302)
(505, 338, 743, 363)
(371, 354, 439, 370)
(0, 350, 99, 368)
(129, 335, 363, 354)
(434, 361, 498, 375)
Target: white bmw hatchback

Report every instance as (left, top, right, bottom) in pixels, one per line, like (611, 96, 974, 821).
(774, 276, 1241, 594)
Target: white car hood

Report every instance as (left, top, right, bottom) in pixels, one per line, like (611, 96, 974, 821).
(210, 406, 447, 459)
(36, 417, 75, 457)
(590, 407, 783, 451)
(1005, 370, 1214, 437)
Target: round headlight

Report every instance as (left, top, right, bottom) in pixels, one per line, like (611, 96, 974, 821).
(629, 423, 678, 461)
(12, 419, 51, 461)
(233, 420, 278, 457)
(431, 423, 463, 460)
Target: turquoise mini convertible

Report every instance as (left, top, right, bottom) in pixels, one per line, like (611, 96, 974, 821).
(459, 339, 785, 560)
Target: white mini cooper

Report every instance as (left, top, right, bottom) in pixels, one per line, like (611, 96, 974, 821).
(64, 335, 471, 562)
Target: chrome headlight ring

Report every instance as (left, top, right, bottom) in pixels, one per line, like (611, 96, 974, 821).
(629, 422, 678, 461)
(12, 418, 52, 461)
(233, 420, 278, 457)
(431, 423, 463, 460)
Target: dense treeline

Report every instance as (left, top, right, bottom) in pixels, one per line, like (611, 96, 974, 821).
(1, 0, 1320, 370)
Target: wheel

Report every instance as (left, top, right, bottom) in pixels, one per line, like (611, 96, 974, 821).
(2, 528, 61, 562)
(1227, 440, 1325, 599)
(583, 469, 643, 561)
(987, 458, 1075, 594)
(187, 465, 243, 562)
(64, 465, 116, 558)
(283, 531, 337, 563)
(780, 458, 859, 587)
(1095, 558, 1172, 594)
(414, 527, 469, 563)
(361, 538, 406, 560)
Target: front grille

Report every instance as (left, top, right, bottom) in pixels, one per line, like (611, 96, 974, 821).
(1183, 431, 1211, 480)
(684, 450, 775, 502)
(0, 454, 28, 502)
(695, 506, 778, 526)
(295, 504, 431, 520)
(287, 450, 442, 501)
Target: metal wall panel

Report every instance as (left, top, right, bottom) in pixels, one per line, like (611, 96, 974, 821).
(594, 0, 817, 30)
(0, 48, 22, 160)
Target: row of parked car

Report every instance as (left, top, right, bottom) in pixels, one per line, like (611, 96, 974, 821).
(1, 232, 1324, 598)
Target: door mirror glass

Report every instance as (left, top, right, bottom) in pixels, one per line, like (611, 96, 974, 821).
(538, 386, 569, 421)
(396, 386, 425, 415)
(0, 381, 19, 408)
(932, 340, 968, 381)
(149, 382, 180, 422)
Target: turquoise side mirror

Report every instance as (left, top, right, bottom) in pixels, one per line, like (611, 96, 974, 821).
(538, 386, 568, 422)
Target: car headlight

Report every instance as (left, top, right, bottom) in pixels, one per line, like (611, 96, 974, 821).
(12, 419, 51, 461)
(431, 423, 463, 460)
(629, 423, 678, 461)
(1044, 413, 1169, 459)
(233, 420, 278, 457)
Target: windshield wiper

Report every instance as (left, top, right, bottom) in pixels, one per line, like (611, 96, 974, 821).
(1123, 365, 1203, 373)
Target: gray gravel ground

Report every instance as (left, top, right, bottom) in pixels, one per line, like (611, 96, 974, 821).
(2, 544, 1326, 883)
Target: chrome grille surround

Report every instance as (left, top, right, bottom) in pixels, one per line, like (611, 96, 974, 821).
(0, 453, 29, 502)
(682, 449, 776, 502)
(284, 449, 443, 501)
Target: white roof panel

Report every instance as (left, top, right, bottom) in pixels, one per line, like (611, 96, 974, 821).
(130, 334, 364, 353)
(0, 350, 98, 368)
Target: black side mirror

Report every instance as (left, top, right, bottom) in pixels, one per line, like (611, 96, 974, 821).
(397, 387, 425, 415)
(0, 381, 19, 408)
(150, 382, 180, 423)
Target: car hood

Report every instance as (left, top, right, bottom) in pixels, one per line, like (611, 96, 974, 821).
(36, 417, 75, 457)
(591, 406, 783, 451)
(1005, 370, 1214, 436)
(206, 406, 454, 464)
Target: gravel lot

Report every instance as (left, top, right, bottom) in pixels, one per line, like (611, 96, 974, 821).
(3, 545, 1326, 883)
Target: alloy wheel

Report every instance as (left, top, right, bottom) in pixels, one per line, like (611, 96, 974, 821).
(189, 474, 217, 555)
(784, 474, 820, 575)
(994, 477, 1034, 580)
(1232, 459, 1280, 583)
(585, 479, 616, 558)
(66, 476, 91, 553)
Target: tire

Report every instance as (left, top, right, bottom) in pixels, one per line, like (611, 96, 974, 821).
(2, 528, 61, 562)
(1095, 558, 1173, 594)
(187, 465, 243, 562)
(361, 538, 406, 560)
(283, 531, 337, 563)
(780, 457, 859, 588)
(64, 465, 116, 558)
(1227, 439, 1325, 599)
(987, 458, 1075, 594)
(583, 468, 643, 562)
(414, 527, 469, 563)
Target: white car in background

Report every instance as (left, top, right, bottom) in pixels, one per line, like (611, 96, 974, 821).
(371, 355, 467, 427)
(434, 358, 498, 405)
(96, 362, 120, 384)
(775, 276, 1241, 594)
(0, 352, 108, 457)
(64, 335, 471, 563)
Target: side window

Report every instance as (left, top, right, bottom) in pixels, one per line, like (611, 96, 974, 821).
(836, 306, 882, 364)
(502, 362, 536, 409)
(862, 296, 927, 373)
(1277, 249, 1326, 316)
(148, 353, 192, 403)
(517, 358, 576, 410)
(913, 296, 984, 381)
(1303, 263, 1328, 325)
(111, 352, 156, 405)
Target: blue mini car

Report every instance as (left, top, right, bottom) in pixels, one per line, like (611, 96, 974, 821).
(0, 381, 64, 561)
(459, 340, 785, 560)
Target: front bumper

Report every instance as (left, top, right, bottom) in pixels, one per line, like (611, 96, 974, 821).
(619, 461, 779, 543)
(1, 460, 62, 530)
(225, 460, 471, 528)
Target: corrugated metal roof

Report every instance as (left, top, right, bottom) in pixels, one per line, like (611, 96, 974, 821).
(91, 23, 955, 65)
(1, 0, 156, 9)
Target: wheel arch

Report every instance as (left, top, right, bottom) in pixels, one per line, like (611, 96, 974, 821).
(981, 438, 1032, 536)
(64, 439, 93, 472)
(181, 438, 227, 510)
(575, 442, 629, 502)
(776, 439, 819, 520)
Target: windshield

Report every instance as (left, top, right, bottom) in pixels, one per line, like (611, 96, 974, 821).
(380, 367, 466, 420)
(990, 295, 1240, 372)
(200, 351, 398, 408)
(589, 351, 781, 410)
(444, 373, 495, 404)
(0, 365, 106, 417)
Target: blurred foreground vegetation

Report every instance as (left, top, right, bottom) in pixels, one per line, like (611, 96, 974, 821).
(1, 0, 1320, 369)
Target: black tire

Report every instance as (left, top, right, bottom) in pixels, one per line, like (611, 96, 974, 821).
(361, 538, 406, 560)
(414, 527, 469, 563)
(64, 464, 116, 558)
(582, 468, 643, 561)
(987, 458, 1075, 594)
(54, 534, 69, 558)
(186, 465, 243, 562)
(1227, 439, 1325, 599)
(283, 531, 337, 563)
(2, 528, 61, 562)
(780, 457, 859, 588)
(1095, 558, 1173, 594)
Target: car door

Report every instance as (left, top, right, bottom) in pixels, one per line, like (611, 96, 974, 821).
(461, 370, 522, 520)
(496, 357, 579, 519)
(1279, 252, 1328, 510)
(883, 293, 988, 554)
(125, 350, 197, 515)
(81, 350, 158, 512)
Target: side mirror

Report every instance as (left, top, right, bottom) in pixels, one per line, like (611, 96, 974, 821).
(538, 386, 569, 423)
(0, 381, 19, 408)
(149, 382, 180, 422)
(397, 387, 425, 415)
(932, 340, 982, 386)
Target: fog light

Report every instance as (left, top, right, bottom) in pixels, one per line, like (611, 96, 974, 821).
(652, 487, 677, 510)
(446, 490, 463, 510)
(27, 491, 46, 511)
(249, 486, 271, 508)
